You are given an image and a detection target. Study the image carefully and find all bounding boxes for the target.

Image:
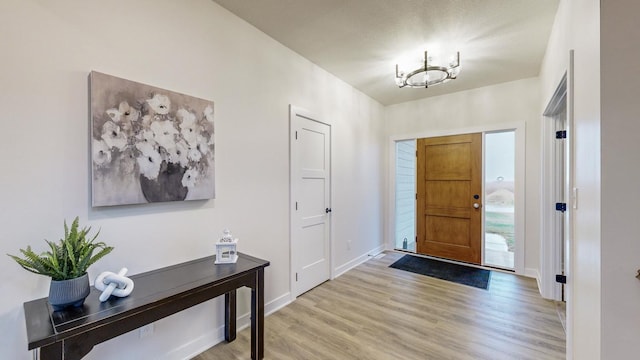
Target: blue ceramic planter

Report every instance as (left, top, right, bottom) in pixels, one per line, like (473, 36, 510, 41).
(48, 273, 90, 311)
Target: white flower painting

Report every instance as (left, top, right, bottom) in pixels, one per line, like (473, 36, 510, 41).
(90, 71, 215, 206)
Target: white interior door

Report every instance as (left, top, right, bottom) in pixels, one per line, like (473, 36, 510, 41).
(290, 106, 331, 298)
(542, 56, 573, 304)
(554, 109, 567, 300)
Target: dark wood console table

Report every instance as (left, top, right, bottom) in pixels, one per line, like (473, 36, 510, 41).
(23, 252, 270, 360)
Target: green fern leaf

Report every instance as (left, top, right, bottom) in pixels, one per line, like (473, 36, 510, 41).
(7, 217, 112, 280)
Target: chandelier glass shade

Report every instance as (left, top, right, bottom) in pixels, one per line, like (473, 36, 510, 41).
(395, 51, 460, 88)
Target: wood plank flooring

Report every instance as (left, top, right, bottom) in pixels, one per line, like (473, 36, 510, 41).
(193, 252, 565, 360)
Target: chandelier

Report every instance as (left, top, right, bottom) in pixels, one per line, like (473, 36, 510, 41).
(395, 51, 460, 88)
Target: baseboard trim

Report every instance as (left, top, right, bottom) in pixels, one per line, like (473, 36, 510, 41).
(333, 244, 386, 279)
(175, 292, 292, 360)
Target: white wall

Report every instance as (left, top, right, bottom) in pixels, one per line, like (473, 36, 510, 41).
(600, 1, 640, 358)
(0, 1, 385, 359)
(385, 78, 541, 275)
(539, 1, 601, 358)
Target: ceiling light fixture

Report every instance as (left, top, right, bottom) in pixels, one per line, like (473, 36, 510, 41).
(395, 51, 460, 88)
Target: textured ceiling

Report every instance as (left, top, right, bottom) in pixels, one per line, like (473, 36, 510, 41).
(213, 0, 560, 106)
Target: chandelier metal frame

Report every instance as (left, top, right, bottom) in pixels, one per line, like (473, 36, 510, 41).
(395, 51, 460, 88)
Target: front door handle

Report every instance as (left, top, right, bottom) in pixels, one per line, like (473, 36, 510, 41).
(473, 203, 481, 209)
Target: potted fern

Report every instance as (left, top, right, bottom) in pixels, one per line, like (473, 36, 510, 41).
(8, 217, 113, 310)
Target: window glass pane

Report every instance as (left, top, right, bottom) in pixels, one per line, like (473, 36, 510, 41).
(484, 131, 515, 269)
(395, 140, 416, 251)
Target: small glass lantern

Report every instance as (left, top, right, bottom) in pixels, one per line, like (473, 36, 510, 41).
(215, 229, 238, 264)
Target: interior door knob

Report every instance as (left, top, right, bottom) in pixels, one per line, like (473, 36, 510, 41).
(325, 208, 332, 213)
(473, 203, 481, 209)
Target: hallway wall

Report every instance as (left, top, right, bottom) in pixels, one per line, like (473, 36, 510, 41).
(0, 1, 385, 359)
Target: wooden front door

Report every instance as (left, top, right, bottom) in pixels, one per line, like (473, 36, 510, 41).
(416, 133, 482, 264)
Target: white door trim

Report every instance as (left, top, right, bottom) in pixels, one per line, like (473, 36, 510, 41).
(541, 73, 567, 301)
(387, 121, 526, 275)
(289, 105, 332, 300)
(565, 48, 574, 360)
(541, 50, 575, 360)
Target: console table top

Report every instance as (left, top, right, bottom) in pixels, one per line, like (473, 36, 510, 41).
(23, 252, 270, 350)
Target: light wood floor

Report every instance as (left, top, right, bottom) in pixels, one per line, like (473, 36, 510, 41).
(193, 252, 565, 360)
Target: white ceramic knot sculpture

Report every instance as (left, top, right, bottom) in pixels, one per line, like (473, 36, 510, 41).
(95, 268, 134, 302)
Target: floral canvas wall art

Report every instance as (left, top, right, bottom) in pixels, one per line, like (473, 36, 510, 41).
(90, 71, 215, 206)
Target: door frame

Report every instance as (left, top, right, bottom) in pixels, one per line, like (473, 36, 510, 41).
(541, 51, 575, 302)
(542, 73, 568, 301)
(289, 105, 333, 300)
(541, 50, 575, 360)
(387, 121, 526, 275)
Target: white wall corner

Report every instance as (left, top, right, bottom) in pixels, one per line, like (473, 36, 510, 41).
(524, 268, 543, 294)
(333, 244, 386, 279)
(384, 240, 395, 251)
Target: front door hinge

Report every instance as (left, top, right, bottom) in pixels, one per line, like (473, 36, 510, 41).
(295, 131, 298, 139)
(555, 130, 567, 139)
(555, 202, 567, 212)
(295, 273, 298, 281)
(556, 274, 567, 284)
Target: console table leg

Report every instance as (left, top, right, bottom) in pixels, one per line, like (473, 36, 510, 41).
(38, 342, 62, 360)
(225, 290, 237, 342)
(251, 268, 265, 360)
